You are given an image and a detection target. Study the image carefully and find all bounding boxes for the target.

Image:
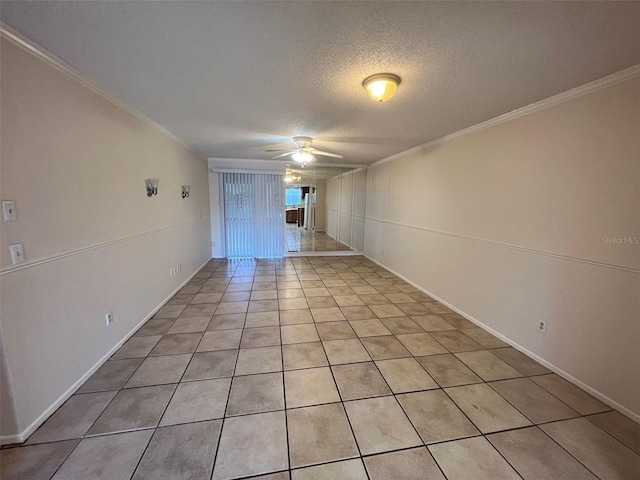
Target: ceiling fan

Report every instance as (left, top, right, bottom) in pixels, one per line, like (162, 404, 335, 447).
(266, 136, 343, 165)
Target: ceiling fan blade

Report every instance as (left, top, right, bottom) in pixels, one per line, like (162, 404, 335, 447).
(271, 151, 295, 159)
(309, 149, 344, 159)
(265, 149, 289, 152)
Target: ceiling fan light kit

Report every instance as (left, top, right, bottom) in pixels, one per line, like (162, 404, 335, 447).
(363, 73, 401, 102)
(269, 136, 344, 165)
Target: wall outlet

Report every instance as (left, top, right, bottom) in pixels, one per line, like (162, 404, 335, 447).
(537, 319, 547, 333)
(105, 312, 113, 326)
(9, 244, 24, 265)
(170, 267, 176, 277)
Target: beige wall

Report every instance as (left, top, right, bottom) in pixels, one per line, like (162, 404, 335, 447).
(364, 74, 640, 419)
(0, 37, 211, 441)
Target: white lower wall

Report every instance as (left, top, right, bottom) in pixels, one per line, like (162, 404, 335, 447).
(364, 72, 640, 419)
(0, 220, 211, 442)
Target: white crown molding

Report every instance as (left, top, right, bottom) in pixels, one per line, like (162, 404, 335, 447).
(0, 23, 206, 161)
(208, 157, 367, 170)
(371, 63, 640, 168)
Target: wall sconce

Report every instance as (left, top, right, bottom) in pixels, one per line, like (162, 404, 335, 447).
(145, 178, 159, 197)
(182, 185, 191, 199)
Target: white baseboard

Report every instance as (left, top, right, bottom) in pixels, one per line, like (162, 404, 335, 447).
(0, 258, 211, 446)
(364, 254, 640, 424)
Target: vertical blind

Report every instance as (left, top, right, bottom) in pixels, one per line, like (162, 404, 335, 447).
(223, 172, 285, 258)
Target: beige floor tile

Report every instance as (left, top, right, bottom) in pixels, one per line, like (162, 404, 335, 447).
(213, 411, 288, 480)
(460, 328, 509, 348)
(281, 324, 320, 344)
(248, 299, 279, 312)
(397, 333, 448, 356)
(429, 437, 520, 480)
(370, 303, 406, 318)
(250, 290, 278, 300)
(429, 330, 484, 352)
(53, 430, 153, 480)
(207, 313, 246, 331)
(87, 384, 176, 435)
(303, 287, 331, 297)
(328, 286, 357, 296)
(361, 336, 411, 360)
(226, 372, 284, 416)
(344, 396, 422, 455)
(375, 358, 438, 393)
(427, 303, 454, 315)
(235, 346, 282, 375)
(306, 296, 338, 308)
(167, 316, 211, 334)
(411, 314, 457, 332)
(532, 374, 610, 415)
(351, 285, 380, 295)
(380, 317, 424, 334)
(0, 440, 79, 480)
(490, 378, 579, 423)
(198, 329, 242, 351)
(183, 304, 218, 317)
(359, 294, 391, 305)
(240, 326, 281, 348)
(279, 297, 309, 310)
(77, 358, 143, 393)
(149, 333, 202, 356)
(125, 354, 191, 388)
(133, 421, 221, 480)
(396, 302, 433, 316)
(316, 321, 356, 340)
(284, 367, 340, 408)
(416, 354, 482, 387)
(215, 301, 249, 315)
(588, 411, 640, 454)
(323, 339, 371, 365)
(154, 305, 186, 319)
(490, 347, 551, 376)
(279, 309, 313, 325)
(541, 417, 640, 480)
(332, 362, 391, 400)
(446, 383, 532, 433)
(333, 295, 365, 307)
(221, 291, 251, 303)
(112, 335, 162, 359)
(183, 350, 237, 381)
(440, 312, 474, 328)
(26, 391, 117, 444)
(287, 403, 359, 468)
(339, 306, 376, 321)
(454, 350, 523, 381)
(310, 306, 347, 322)
(292, 459, 367, 480)
(160, 378, 231, 425)
(282, 342, 328, 370)
(364, 447, 445, 480)
(488, 426, 597, 480)
(349, 319, 392, 337)
(135, 318, 176, 337)
(279, 288, 305, 298)
(397, 390, 479, 443)
(245, 311, 280, 328)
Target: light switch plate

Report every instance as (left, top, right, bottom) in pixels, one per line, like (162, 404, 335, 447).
(10, 244, 24, 265)
(2, 201, 16, 221)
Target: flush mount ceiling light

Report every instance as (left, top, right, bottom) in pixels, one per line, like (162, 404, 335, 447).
(362, 73, 401, 102)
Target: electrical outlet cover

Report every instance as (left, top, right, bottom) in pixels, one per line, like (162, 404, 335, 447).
(2, 201, 16, 221)
(9, 244, 24, 265)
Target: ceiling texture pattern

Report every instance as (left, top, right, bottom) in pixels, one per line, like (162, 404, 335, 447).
(2, 1, 640, 165)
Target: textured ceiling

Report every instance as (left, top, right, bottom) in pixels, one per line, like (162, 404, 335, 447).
(2, 1, 640, 165)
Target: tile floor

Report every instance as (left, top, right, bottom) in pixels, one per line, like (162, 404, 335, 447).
(2, 257, 640, 480)
(286, 224, 354, 253)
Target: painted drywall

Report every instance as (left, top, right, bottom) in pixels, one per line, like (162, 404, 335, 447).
(364, 74, 640, 418)
(0, 37, 211, 441)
